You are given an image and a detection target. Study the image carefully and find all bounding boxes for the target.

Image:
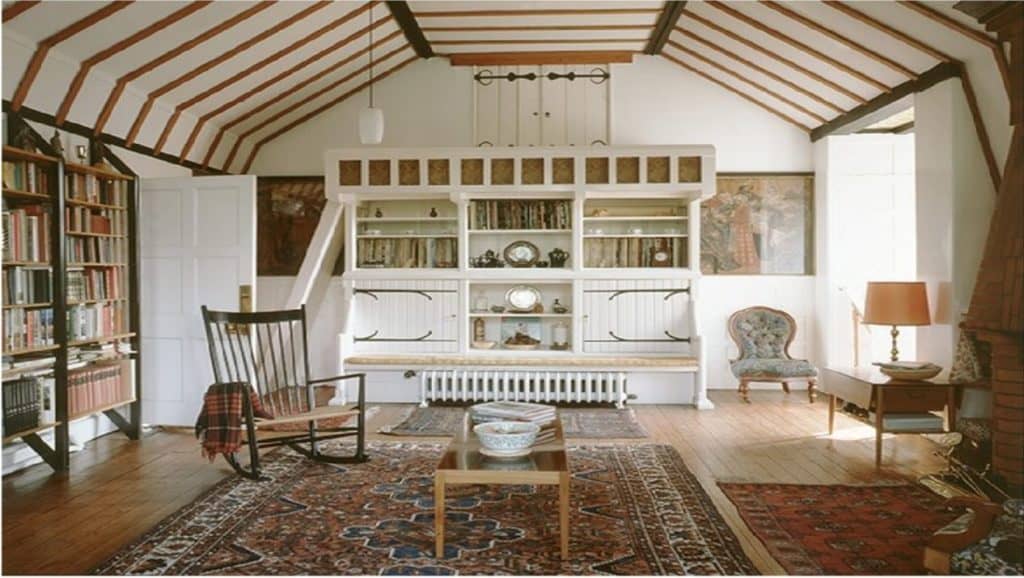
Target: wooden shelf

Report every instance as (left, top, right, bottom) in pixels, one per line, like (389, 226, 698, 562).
(2, 261, 51, 267)
(68, 398, 135, 422)
(470, 313, 572, 318)
(356, 234, 457, 239)
(3, 422, 61, 445)
(2, 344, 61, 356)
(3, 360, 56, 381)
(3, 302, 53, 309)
(357, 217, 457, 222)
(66, 230, 125, 238)
(68, 298, 127, 305)
(469, 229, 571, 235)
(63, 162, 132, 180)
(67, 262, 127, 267)
(69, 333, 135, 347)
(2, 145, 59, 164)
(3, 188, 52, 202)
(583, 234, 688, 238)
(64, 198, 126, 211)
(583, 216, 686, 221)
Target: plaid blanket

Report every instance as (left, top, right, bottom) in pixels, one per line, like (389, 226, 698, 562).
(194, 382, 274, 461)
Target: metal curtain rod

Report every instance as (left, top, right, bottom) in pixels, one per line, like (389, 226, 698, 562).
(474, 68, 610, 85)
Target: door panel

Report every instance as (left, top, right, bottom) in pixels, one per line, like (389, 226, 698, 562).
(353, 280, 458, 353)
(582, 279, 691, 354)
(140, 176, 256, 426)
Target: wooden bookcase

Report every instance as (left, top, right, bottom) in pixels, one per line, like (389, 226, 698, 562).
(2, 116, 141, 471)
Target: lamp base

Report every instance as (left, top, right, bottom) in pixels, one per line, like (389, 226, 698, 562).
(889, 325, 900, 362)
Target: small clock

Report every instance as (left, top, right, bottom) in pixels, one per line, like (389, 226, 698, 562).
(650, 239, 672, 267)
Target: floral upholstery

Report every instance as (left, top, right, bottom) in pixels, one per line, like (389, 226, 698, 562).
(730, 358, 817, 379)
(728, 307, 817, 379)
(948, 499, 1024, 575)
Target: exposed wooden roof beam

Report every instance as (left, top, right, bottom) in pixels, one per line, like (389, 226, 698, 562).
(899, 0, 1011, 96)
(221, 43, 410, 171)
(422, 24, 650, 32)
(92, 1, 275, 136)
(811, 61, 956, 140)
(386, 1, 433, 58)
(180, 15, 392, 163)
(432, 38, 645, 46)
(674, 27, 844, 114)
(823, 2, 952, 62)
(2, 1, 40, 22)
(447, 51, 635, 66)
(762, 1, 917, 78)
(9, 1, 133, 111)
(645, 1, 687, 55)
(959, 68, 1002, 190)
(155, 2, 374, 157)
(129, 1, 332, 149)
(202, 30, 404, 169)
(661, 53, 811, 132)
(682, 10, 866, 104)
(707, 1, 889, 92)
(666, 39, 828, 123)
(3, 100, 227, 174)
(240, 54, 420, 173)
(414, 8, 660, 18)
(55, 2, 212, 126)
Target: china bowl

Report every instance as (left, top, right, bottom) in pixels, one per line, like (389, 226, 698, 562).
(474, 421, 540, 454)
(879, 365, 942, 381)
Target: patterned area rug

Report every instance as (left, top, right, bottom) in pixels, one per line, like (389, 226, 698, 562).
(718, 483, 961, 575)
(379, 406, 649, 438)
(95, 442, 754, 575)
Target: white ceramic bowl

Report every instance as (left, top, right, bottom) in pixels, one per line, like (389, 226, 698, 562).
(473, 421, 540, 453)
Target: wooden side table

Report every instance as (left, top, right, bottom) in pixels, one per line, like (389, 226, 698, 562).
(819, 367, 957, 467)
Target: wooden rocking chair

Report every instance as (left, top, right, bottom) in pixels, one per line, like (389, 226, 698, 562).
(201, 306, 367, 479)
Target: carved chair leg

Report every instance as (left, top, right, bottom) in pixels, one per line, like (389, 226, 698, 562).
(781, 381, 791, 394)
(738, 380, 751, 403)
(807, 378, 817, 403)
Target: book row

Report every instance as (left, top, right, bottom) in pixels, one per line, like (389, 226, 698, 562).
(469, 200, 572, 230)
(2, 377, 54, 436)
(65, 173, 128, 206)
(357, 238, 457, 269)
(2, 160, 51, 194)
(2, 207, 52, 263)
(66, 236, 126, 263)
(68, 302, 128, 342)
(66, 206, 125, 235)
(3, 267, 51, 305)
(68, 267, 124, 302)
(3, 308, 54, 352)
(583, 237, 686, 268)
(68, 363, 130, 417)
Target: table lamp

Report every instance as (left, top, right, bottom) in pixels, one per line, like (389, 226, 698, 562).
(863, 281, 931, 361)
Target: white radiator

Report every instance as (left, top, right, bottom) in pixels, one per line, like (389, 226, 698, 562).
(419, 370, 628, 408)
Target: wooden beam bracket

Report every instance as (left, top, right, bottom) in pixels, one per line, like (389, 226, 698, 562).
(386, 1, 434, 58)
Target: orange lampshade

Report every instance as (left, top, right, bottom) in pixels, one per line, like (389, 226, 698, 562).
(863, 281, 931, 326)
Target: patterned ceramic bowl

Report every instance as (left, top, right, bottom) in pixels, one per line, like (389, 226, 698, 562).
(473, 421, 540, 453)
(879, 365, 942, 381)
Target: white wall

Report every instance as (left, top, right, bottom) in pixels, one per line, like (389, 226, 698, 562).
(914, 78, 997, 366)
(249, 55, 818, 399)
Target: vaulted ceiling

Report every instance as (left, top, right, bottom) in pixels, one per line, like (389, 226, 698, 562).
(1, 1, 1012, 184)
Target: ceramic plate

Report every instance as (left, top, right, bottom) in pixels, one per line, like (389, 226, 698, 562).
(503, 240, 540, 267)
(505, 285, 541, 312)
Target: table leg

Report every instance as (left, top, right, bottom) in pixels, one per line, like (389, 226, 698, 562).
(947, 386, 957, 432)
(828, 394, 835, 435)
(559, 471, 570, 561)
(875, 387, 884, 468)
(434, 473, 445, 558)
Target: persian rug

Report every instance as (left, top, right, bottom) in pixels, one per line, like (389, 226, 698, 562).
(379, 406, 649, 438)
(718, 482, 962, 575)
(95, 442, 754, 575)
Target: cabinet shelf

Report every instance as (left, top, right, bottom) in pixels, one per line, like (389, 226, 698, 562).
(64, 198, 127, 211)
(2, 145, 59, 164)
(3, 188, 52, 202)
(2, 261, 51, 267)
(68, 333, 136, 347)
(469, 229, 570, 235)
(3, 422, 61, 445)
(3, 302, 52, 309)
(356, 234, 457, 239)
(583, 216, 686, 221)
(66, 230, 126, 238)
(2, 344, 60, 356)
(68, 398, 135, 422)
(584, 234, 688, 239)
(469, 313, 572, 318)
(357, 217, 457, 223)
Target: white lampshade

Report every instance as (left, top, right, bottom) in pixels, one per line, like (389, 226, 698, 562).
(359, 107, 383, 144)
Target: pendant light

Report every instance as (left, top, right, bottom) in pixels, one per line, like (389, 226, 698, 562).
(358, 3, 383, 144)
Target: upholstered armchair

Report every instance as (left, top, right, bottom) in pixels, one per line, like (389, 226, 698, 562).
(727, 306, 817, 403)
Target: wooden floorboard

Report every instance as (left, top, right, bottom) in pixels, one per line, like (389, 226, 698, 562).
(1, 391, 945, 575)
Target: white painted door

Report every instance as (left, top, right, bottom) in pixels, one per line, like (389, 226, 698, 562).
(139, 176, 256, 426)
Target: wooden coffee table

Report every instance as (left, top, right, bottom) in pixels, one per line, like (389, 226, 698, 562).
(434, 413, 570, 560)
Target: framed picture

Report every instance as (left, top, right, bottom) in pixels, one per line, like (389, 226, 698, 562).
(701, 173, 814, 275)
(500, 317, 542, 349)
(257, 177, 344, 276)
